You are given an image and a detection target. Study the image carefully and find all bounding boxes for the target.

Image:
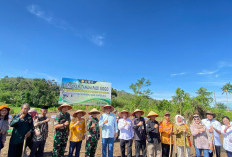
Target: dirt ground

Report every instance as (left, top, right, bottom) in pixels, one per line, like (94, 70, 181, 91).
(1, 111, 227, 157)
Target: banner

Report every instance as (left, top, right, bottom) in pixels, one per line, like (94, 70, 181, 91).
(58, 78, 112, 106)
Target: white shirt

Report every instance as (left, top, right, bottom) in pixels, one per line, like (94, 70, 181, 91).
(221, 122, 232, 152)
(202, 118, 222, 146)
(118, 118, 134, 140)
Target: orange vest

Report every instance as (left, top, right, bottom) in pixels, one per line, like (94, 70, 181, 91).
(159, 120, 174, 145)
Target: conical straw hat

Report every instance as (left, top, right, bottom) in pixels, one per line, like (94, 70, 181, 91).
(119, 110, 130, 117)
(132, 109, 144, 116)
(102, 105, 114, 112)
(147, 111, 159, 118)
(58, 103, 72, 111)
(89, 108, 100, 115)
(73, 110, 86, 117)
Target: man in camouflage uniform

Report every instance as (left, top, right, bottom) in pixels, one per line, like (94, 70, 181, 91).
(85, 108, 101, 157)
(52, 103, 72, 157)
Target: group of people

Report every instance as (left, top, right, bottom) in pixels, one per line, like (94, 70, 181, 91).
(0, 103, 231, 157)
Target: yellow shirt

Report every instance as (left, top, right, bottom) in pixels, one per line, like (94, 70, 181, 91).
(159, 120, 174, 145)
(173, 124, 191, 147)
(69, 118, 86, 142)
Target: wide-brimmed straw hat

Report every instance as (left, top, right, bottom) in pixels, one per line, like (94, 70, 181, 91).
(147, 111, 159, 118)
(73, 110, 86, 117)
(102, 105, 114, 112)
(132, 109, 144, 116)
(0, 105, 11, 111)
(119, 110, 130, 117)
(206, 111, 216, 118)
(88, 108, 100, 115)
(58, 103, 72, 111)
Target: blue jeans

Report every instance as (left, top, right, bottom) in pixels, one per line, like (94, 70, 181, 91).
(195, 147, 209, 157)
(102, 138, 114, 157)
(68, 141, 82, 157)
(227, 150, 232, 157)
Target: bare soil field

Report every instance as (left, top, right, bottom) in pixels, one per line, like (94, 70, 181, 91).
(1, 111, 227, 157)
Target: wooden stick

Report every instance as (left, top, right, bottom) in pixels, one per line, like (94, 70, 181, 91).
(21, 137, 27, 157)
(169, 127, 173, 157)
(175, 135, 177, 157)
(211, 132, 217, 157)
(85, 105, 88, 124)
(184, 131, 186, 157)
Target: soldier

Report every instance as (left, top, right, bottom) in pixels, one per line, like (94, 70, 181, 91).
(85, 108, 100, 157)
(52, 103, 72, 157)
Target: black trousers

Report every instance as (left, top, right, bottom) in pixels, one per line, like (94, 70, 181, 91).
(162, 143, 173, 157)
(8, 142, 24, 157)
(209, 145, 221, 157)
(30, 140, 46, 157)
(135, 140, 147, 157)
(120, 139, 133, 157)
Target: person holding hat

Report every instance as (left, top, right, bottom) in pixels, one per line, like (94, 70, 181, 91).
(85, 108, 101, 157)
(8, 103, 33, 157)
(132, 109, 147, 157)
(146, 111, 161, 157)
(221, 116, 232, 157)
(68, 110, 86, 157)
(173, 115, 191, 157)
(30, 105, 50, 157)
(159, 112, 174, 157)
(52, 103, 72, 157)
(202, 111, 222, 157)
(118, 110, 134, 157)
(99, 105, 118, 157)
(0, 105, 10, 154)
(190, 114, 213, 157)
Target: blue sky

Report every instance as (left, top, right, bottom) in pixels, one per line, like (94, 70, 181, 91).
(0, 0, 232, 107)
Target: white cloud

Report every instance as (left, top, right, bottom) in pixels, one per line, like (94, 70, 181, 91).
(196, 70, 218, 75)
(90, 34, 105, 47)
(27, 5, 53, 23)
(170, 72, 186, 77)
(27, 4, 72, 30)
(196, 61, 232, 76)
(27, 4, 105, 46)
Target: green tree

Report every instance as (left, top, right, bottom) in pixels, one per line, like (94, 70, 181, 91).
(216, 103, 227, 110)
(196, 87, 213, 107)
(129, 77, 152, 109)
(222, 82, 231, 111)
(172, 88, 190, 115)
(0, 77, 60, 107)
